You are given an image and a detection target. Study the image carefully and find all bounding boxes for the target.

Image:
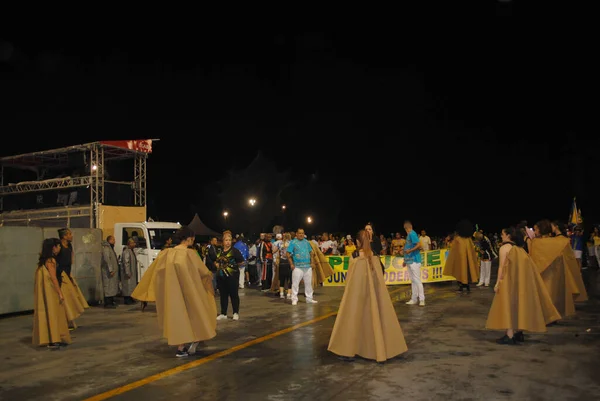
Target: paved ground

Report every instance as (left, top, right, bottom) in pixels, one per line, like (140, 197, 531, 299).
(0, 268, 598, 401)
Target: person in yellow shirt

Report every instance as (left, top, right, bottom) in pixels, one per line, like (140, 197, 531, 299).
(344, 238, 357, 257)
(391, 232, 405, 256)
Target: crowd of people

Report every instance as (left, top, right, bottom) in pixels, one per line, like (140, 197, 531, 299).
(31, 217, 593, 363)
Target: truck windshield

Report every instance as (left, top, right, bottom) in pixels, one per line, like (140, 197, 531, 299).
(148, 228, 179, 250)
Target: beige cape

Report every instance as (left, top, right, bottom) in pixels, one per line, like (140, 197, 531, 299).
(486, 245, 561, 332)
(328, 255, 407, 362)
(61, 271, 88, 324)
(309, 241, 335, 288)
(529, 236, 586, 318)
(33, 266, 72, 346)
(443, 236, 479, 284)
(132, 248, 217, 345)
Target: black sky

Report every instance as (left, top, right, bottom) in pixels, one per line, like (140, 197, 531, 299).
(1, 5, 597, 237)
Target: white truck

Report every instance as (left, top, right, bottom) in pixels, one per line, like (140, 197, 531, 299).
(113, 221, 182, 281)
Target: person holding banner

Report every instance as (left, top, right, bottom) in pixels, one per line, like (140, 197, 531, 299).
(328, 229, 407, 363)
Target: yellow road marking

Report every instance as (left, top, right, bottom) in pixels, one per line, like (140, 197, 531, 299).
(83, 286, 419, 400)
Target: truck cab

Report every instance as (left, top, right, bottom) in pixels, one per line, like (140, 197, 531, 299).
(113, 221, 182, 282)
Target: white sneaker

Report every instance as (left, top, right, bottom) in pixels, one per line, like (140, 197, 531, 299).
(232, 313, 239, 321)
(292, 300, 298, 306)
(419, 300, 426, 306)
(216, 314, 227, 321)
(406, 300, 418, 305)
(476, 282, 484, 287)
(280, 293, 285, 299)
(306, 299, 318, 304)
(187, 342, 199, 355)
(286, 293, 292, 300)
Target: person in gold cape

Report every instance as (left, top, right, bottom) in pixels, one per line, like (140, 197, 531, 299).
(308, 238, 334, 289)
(33, 238, 72, 349)
(443, 219, 479, 293)
(328, 229, 408, 363)
(529, 219, 587, 320)
(132, 226, 217, 358)
(56, 228, 89, 329)
(60, 272, 87, 329)
(486, 227, 561, 345)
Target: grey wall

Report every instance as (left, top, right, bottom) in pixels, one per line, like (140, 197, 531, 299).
(1, 227, 103, 315)
(0, 227, 43, 315)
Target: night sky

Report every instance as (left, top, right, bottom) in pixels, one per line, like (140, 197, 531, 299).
(1, 4, 596, 238)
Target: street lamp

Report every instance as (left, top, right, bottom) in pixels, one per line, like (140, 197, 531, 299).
(223, 211, 229, 220)
(281, 204, 286, 210)
(307, 216, 312, 224)
(248, 198, 256, 206)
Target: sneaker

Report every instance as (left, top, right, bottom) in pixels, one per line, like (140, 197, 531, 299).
(476, 282, 484, 287)
(280, 293, 285, 299)
(514, 331, 525, 342)
(286, 293, 292, 300)
(306, 299, 318, 304)
(216, 314, 228, 321)
(187, 342, 199, 355)
(176, 350, 189, 357)
(47, 343, 60, 350)
(232, 313, 239, 321)
(292, 300, 298, 306)
(405, 300, 418, 305)
(419, 300, 426, 306)
(495, 334, 517, 345)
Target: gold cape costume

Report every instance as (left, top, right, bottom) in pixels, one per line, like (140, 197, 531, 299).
(486, 245, 561, 332)
(60, 271, 88, 325)
(132, 248, 217, 345)
(328, 255, 407, 362)
(443, 236, 479, 284)
(309, 241, 334, 288)
(33, 266, 72, 346)
(529, 236, 586, 318)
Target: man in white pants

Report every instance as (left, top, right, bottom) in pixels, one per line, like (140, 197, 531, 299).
(403, 221, 425, 306)
(286, 228, 317, 306)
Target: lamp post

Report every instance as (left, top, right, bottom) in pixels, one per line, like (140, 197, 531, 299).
(307, 216, 312, 224)
(248, 198, 256, 207)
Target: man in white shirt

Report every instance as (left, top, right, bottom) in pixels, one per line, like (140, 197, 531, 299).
(319, 232, 334, 255)
(419, 230, 432, 252)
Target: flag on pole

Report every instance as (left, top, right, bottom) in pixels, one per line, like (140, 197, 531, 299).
(569, 197, 583, 226)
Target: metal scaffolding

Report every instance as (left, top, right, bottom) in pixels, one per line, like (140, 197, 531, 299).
(134, 152, 147, 206)
(0, 176, 93, 195)
(0, 140, 154, 228)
